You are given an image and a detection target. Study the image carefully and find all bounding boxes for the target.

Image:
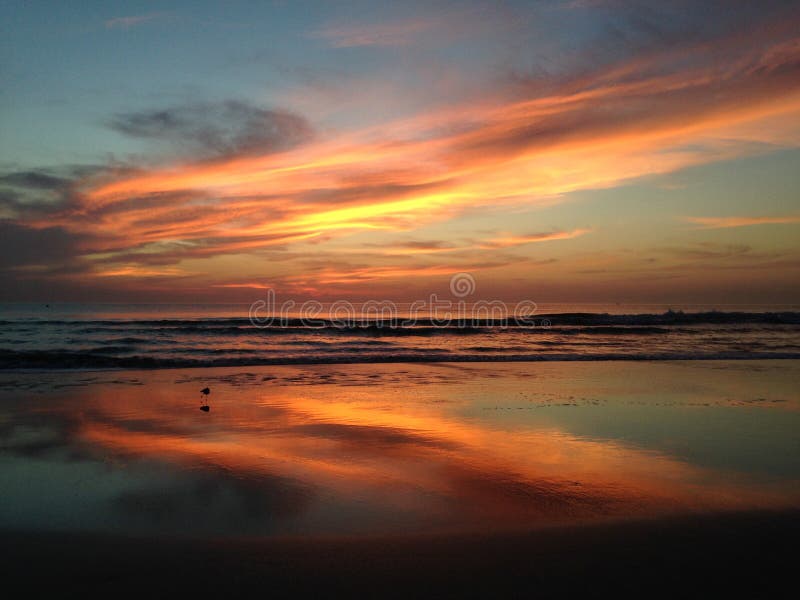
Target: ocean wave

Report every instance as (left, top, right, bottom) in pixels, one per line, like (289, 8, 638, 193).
(1, 349, 799, 370)
(21, 324, 679, 337)
(2, 311, 799, 329)
(2, 310, 798, 370)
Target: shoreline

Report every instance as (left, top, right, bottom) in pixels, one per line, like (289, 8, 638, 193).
(3, 351, 800, 372)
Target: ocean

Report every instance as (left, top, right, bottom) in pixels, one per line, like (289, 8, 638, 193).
(1, 303, 798, 592)
(1, 303, 799, 369)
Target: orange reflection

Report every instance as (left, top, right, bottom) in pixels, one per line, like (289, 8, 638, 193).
(52, 363, 800, 534)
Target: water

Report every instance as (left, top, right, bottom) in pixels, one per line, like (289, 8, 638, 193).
(1, 361, 798, 537)
(1, 303, 799, 369)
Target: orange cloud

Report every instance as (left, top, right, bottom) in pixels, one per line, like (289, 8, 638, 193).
(285, 263, 486, 286)
(94, 265, 185, 278)
(25, 20, 800, 289)
(479, 228, 590, 249)
(212, 282, 272, 290)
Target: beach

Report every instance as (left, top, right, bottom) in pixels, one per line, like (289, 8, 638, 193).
(5, 0, 800, 594)
(1, 359, 798, 594)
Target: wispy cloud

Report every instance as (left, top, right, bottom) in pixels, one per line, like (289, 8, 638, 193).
(105, 13, 167, 30)
(685, 216, 800, 229)
(212, 282, 272, 290)
(360, 240, 461, 256)
(94, 265, 184, 277)
(108, 101, 313, 160)
(309, 5, 507, 48)
(479, 229, 590, 249)
(7, 6, 800, 295)
(276, 258, 525, 291)
(310, 17, 437, 48)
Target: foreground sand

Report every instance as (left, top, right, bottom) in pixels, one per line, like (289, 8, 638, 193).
(2, 510, 798, 597)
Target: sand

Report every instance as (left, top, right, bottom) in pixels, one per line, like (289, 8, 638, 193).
(2, 510, 798, 597)
(1, 360, 799, 595)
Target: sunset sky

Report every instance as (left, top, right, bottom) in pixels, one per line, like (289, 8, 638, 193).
(1, 0, 799, 303)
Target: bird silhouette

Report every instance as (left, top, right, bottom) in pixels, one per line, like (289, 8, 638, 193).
(200, 387, 211, 411)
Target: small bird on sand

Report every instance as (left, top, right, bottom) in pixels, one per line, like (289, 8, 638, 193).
(200, 387, 211, 411)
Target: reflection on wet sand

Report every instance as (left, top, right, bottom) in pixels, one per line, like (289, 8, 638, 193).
(1, 361, 798, 536)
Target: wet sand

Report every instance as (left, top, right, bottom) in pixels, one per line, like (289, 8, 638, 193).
(1, 360, 799, 595)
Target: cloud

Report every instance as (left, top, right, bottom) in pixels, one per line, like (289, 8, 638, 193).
(361, 239, 460, 256)
(93, 265, 185, 278)
(7, 5, 800, 296)
(0, 170, 72, 190)
(309, 5, 506, 48)
(105, 13, 167, 30)
(0, 165, 109, 219)
(649, 242, 799, 270)
(269, 257, 529, 294)
(81, 15, 800, 212)
(479, 229, 590, 249)
(0, 221, 88, 269)
(108, 100, 314, 160)
(212, 282, 272, 290)
(0, 221, 101, 300)
(656, 243, 756, 261)
(310, 17, 437, 48)
(685, 215, 800, 229)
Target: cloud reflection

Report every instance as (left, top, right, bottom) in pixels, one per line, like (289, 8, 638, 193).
(3, 364, 797, 536)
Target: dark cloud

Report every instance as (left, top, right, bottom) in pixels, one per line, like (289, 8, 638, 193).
(0, 165, 109, 218)
(0, 221, 104, 301)
(0, 221, 87, 269)
(108, 100, 314, 160)
(0, 170, 72, 191)
(0, 188, 22, 208)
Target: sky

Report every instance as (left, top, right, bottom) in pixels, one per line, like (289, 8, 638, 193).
(1, 0, 799, 304)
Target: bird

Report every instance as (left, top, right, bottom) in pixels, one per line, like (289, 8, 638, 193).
(200, 387, 211, 411)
